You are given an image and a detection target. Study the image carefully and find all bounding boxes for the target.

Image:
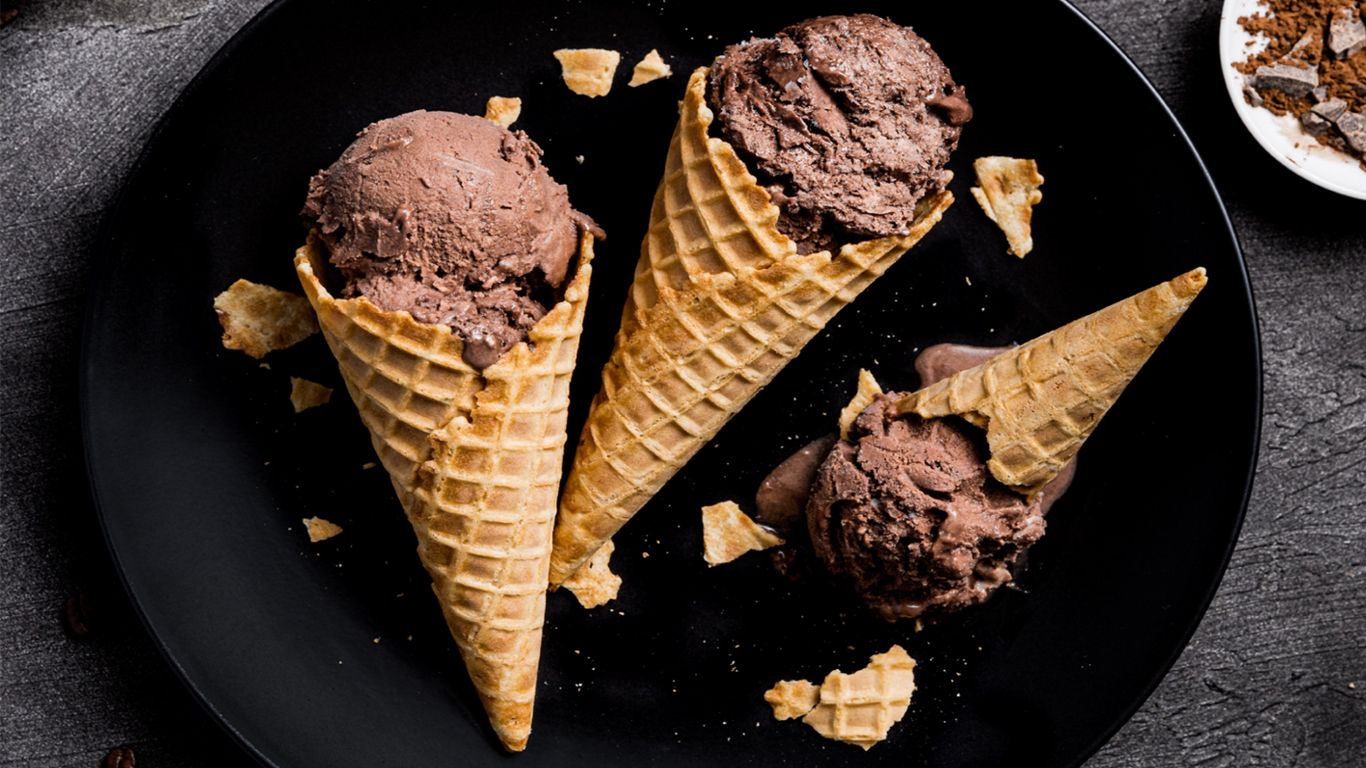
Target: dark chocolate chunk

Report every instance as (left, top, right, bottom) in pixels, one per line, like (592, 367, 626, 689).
(1335, 112, 1366, 154)
(1301, 112, 1332, 137)
(64, 593, 94, 638)
(1312, 98, 1349, 123)
(1327, 11, 1366, 59)
(1254, 62, 1318, 99)
(1312, 86, 1328, 103)
(1245, 86, 1264, 108)
(104, 746, 136, 768)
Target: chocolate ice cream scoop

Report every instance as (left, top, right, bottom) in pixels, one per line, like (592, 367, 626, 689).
(806, 396, 1049, 622)
(302, 110, 599, 368)
(707, 14, 968, 254)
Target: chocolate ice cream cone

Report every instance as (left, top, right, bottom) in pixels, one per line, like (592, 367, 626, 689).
(895, 268, 1207, 498)
(548, 69, 952, 586)
(295, 231, 594, 752)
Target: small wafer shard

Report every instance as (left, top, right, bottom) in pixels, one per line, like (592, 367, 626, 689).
(629, 49, 672, 87)
(562, 539, 622, 609)
(483, 96, 522, 128)
(803, 645, 917, 750)
(214, 279, 319, 358)
(764, 680, 820, 720)
(971, 157, 1043, 257)
(554, 48, 620, 97)
(702, 501, 784, 565)
(289, 377, 333, 412)
(303, 516, 343, 542)
(838, 369, 883, 441)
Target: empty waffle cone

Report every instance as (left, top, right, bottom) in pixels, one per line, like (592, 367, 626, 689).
(295, 231, 594, 752)
(548, 68, 953, 586)
(895, 267, 1207, 499)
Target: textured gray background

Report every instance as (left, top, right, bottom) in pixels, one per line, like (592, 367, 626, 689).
(2, 0, 1363, 765)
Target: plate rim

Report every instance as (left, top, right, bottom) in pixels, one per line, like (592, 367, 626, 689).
(78, 1, 1265, 767)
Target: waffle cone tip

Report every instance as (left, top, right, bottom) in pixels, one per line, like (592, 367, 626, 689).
(895, 267, 1207, 498)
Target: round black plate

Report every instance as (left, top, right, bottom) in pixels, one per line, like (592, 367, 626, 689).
(82, 1, 1260, 766)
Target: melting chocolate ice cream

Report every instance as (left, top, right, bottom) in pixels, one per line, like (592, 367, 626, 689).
(707, 14, 969, 254)
(756, 344, 1073, 621)
(302, 110, 599, 368)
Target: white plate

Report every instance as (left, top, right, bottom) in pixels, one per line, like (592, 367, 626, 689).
(1219, 0, 1366, 199)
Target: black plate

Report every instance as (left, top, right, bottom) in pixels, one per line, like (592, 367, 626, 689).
(82, 1, 1260, 766)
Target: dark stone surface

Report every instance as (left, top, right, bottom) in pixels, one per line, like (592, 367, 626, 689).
(1, 1, 1362, 766)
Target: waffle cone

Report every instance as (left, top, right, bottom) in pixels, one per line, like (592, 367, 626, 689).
(548, 68, 953, 586)
(294, 232, 595, 752)
(895, 267, 1207, 498)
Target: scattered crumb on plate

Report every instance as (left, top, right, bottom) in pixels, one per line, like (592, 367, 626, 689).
(764, 680, 820, 720)
(484, 96, 522, 128)
(290, 377, 333, 412)
(802, 645, 917, 749)
(970, 156, 1043, 258)
(554, 48, 621, 97)
(562, 539, 622, 609)
(838, 369, 883, 441)
(701, 501, 783, 566)
(629, 49, 672, 87)
(303, 516, 343, 542)
(213, 279, 318, 358)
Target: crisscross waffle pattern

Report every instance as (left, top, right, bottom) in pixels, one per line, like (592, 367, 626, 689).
(896, 268, 1207, 498)
(295, 233, 595, 752)
(548, 68, 953, 586)
(295, 237, 486, 504)
(803, 645, 917, 749)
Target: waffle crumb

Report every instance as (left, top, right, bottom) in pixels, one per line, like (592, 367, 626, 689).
(303, 516, 343, 542)
(483, 96, 522, 128)
(629, 49, 672, 86)
(970, 157, 1043, 258)
(764, 680, 820, 720)
(213, 279, 318, 358)
(701, 501, 784, 565)
(562, 539, 622, 608)
(290, 377, 333, 412)
(554, 48, 620, 97)
(838, 369, 883, 441)
(802, 645, 917, 749)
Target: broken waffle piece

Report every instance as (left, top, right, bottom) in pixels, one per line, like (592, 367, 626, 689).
(970, 156, 1043, 258)
(803, 646, 917, 749)
(629, 49, 672, 87)
(838, 369, 883, 441)
(701, 501, 784, 565)
(554, 48, 621, 97)
(303, 516, 343, 542)
(289, 377, 333, 412)
(483, 96, 522, 128)
(561, 539, 622, 609)
(214, 279, 319, 359)
(765, 680, 821, 720)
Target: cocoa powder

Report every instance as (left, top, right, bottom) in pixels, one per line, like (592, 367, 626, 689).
(1234, 0, 1366, 162)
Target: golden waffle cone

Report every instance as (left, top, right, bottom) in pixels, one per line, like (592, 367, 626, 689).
(895, 267, 1207, 499)
(548, 68, 953, 585)
(295, 231, 595, 752)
